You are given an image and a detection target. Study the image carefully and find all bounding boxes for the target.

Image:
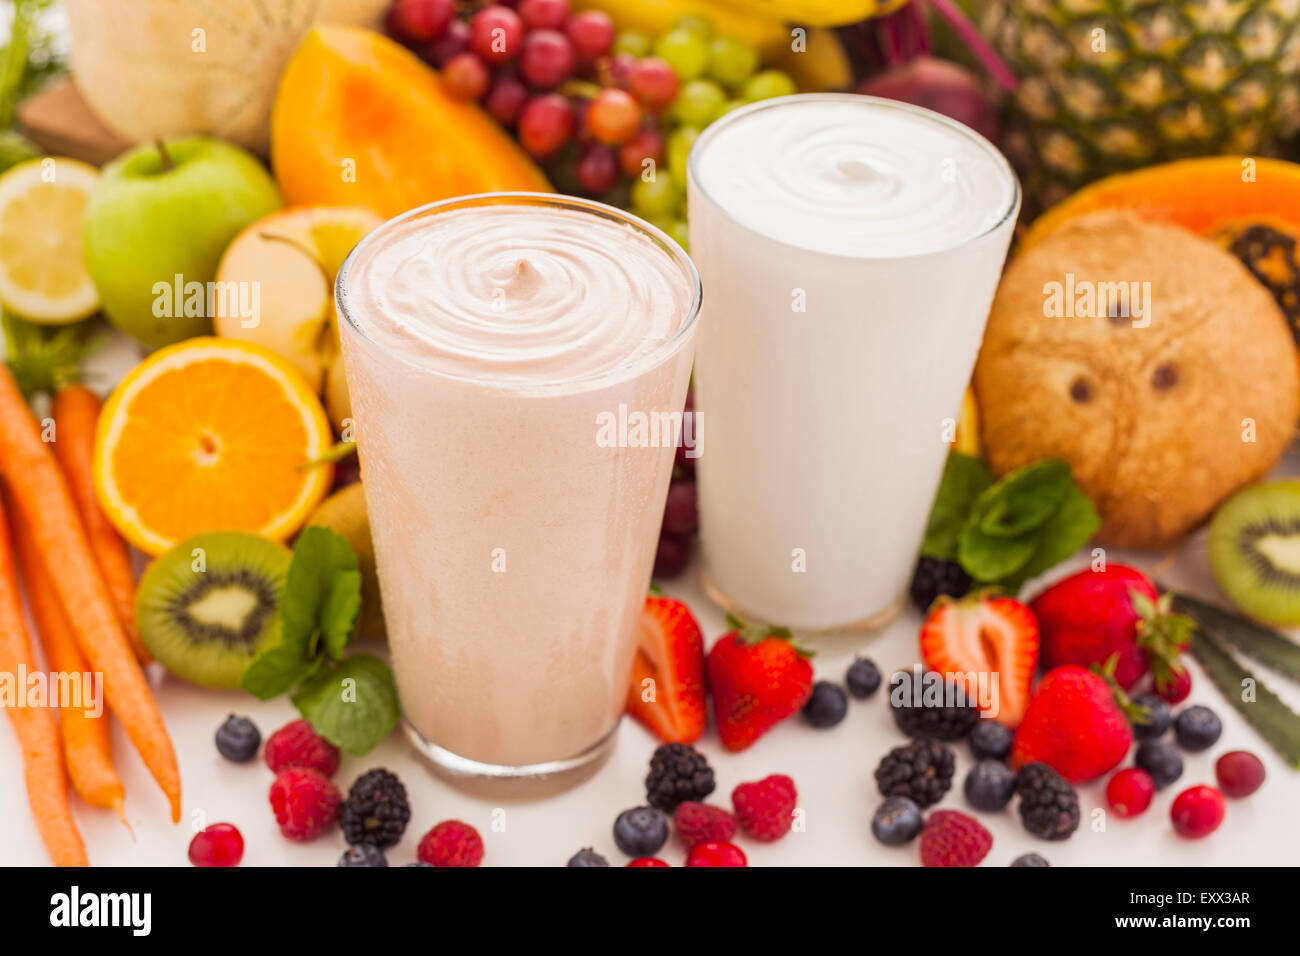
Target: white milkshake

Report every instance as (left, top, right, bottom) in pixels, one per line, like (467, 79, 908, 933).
(687, 94, 1019, 629)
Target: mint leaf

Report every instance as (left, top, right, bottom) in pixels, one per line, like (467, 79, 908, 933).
(280, 526, 359, 657)
(320, 570, 362, 662)
(1001, 484, 1101, 590)
(971, 460, 1072, 539)
(958, 523, 1038, 582)
(241, 643, 317, 700)
(291, 654, 399, 756)
(920, 452, 994, 560)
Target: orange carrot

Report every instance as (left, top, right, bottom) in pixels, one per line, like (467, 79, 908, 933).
(51, 385, 150, 665)
(0, 365, 180, 822)
(9, 488, 125, 817)
(0, 491, 88, 866)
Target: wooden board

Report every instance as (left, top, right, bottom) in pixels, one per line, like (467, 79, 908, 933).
(16, 77, 131, 167)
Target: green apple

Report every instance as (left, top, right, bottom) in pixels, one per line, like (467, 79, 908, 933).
(83, 137, 282, 348)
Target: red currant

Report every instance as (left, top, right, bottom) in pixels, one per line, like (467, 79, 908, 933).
(586, 88, 642, 145)
(1170, 785, 1226, 838)
(470, 5, 524, 64)
(1215, 751, 1265, 798)
(566, 10, 615, 63)
(1105, 767, 1154, 818)
(686, 841, 747, 867)
(519, 30, 575, 88)
(625, 857, 670, 867)
(517, 93, 575, 159)
(442, 52, 490, 100)
(188, 823, 244, 867)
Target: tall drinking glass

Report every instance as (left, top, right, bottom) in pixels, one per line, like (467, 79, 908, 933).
(687, 94, 1020, 630)
(336, 194, 700, 783)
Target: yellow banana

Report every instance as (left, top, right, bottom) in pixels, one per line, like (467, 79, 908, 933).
(771, 27, 854, 91)
(706, 0, 911, 28)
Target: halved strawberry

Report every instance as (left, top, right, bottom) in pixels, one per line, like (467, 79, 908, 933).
(626, 595, 707, 744)
(919, 595, 1039, 728)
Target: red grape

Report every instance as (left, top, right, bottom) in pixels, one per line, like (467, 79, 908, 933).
(518, 0, 570, 30)
(422, 18, 470, 67)
(485, 71, 530, 126)
(576, 144, 619, 193)
(518, 93, 575, 159)
(618, 126, 664, 177)
(662, 477, 698, 535)
(519, 29, 575, 88)
(1215, 751, 1266, 798)
(442, 52, 490, 100)
(388, 0, 454, 43)
(470, 5, 524, 64)
(600, 52, 637, 89)
(653, 532, 692, 578)
(586, 88, 642, 145)
(628, 56, 680, 113)
(566, 10, 615, 63)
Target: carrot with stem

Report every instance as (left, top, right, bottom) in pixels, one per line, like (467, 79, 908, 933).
(0, 364, 180, 822)
(9, 487, 126, 819)
(51, 384, 150, 664)
(0, 490, 88, 866)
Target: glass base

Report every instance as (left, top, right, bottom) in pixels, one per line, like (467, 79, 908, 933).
(401, 718, 618, 798)
(699, 566, 906, 633)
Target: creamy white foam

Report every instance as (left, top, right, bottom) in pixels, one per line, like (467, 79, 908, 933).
(343, 204, 691, 384)
(690, 95, 1017, 258)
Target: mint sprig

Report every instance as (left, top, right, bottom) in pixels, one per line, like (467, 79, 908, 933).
(242, 527, 398, 755)
(921, 454, 1100, 592)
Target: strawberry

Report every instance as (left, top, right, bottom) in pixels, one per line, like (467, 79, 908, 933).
(626, 595, 706, 744)
(707, 615, 813, 751)
(919, 594, 1039, 727)
(1011, 665, 1134, 783)
(1030, 564, 1192, 692)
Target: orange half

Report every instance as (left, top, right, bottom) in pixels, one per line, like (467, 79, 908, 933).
(94, 338, 334, 555)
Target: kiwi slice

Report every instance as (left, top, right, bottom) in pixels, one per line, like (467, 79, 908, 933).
(136, 532, 291, 689)
(1208, 481, 1300, 626)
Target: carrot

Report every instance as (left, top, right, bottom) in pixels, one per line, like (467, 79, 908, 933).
(9, 488, 126, 818)
(0, 492, 88, 866)
(51, 385, 150, 664)
(0, 365, 180, 822)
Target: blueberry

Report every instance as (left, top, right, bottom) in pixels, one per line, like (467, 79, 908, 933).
(802, 681, 848, 728)
(964, 759, 1015, 811)
(1011, 853, 1050, 867)
(566, 847, 610, 867)
(969, 720, 1014, 761)
(871, 796, 923, 846)
(1135, 738, 1184, 789)
(613, 806, 669, 857)
(1174, 705, 1222, 752)
(1131, 694, 1172, 740)
(338, 843, 387, 867)
(215, 714, 260, 763)
(845, 658, 882, 700)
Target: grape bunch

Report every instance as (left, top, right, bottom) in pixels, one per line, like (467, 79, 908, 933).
(384, 0, 797, 248)
(655, 386, 698, 579)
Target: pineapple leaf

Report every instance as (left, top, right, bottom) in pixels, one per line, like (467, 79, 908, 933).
(1173, 594, 1300, 682)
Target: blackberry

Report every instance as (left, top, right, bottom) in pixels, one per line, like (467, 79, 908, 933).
(845, 657, 882, 699)
(338, 843, 387, 867)
(1131, 693, 1172, 740)
(873, 739, 955, 809)
(1014, 762, 1079, 841)
(566, 847, 610, 867)
(339, 768, 411, 848)
(969, 720, 1014, 761)
(889, 669, 979, 741)
(909, 556, 972, 612)
(1011, 853, 1050, 867)
(214, 714, 260, 763)
(802, 681, 848, 728)
(645, 743, 715, 812)
(1174, 705, 1222, 752)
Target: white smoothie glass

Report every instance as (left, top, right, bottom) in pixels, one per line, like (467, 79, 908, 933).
(335, 193, 700, 785)
(687, 94, 1020, 630)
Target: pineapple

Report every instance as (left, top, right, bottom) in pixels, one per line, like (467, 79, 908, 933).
(983, 0, 1300, 211)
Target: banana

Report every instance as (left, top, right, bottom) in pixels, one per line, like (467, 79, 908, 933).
(706, 0, 911, 28)
(771, 27, 854, 91)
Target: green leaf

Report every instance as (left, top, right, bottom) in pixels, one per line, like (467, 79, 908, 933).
(958, 524, 1037, 582)
(999, 484, 1101, 590)
(920, 452, 994, 560)
(970, 460, 1072, 539)
(280, 526, 360, 657)
(241, 643, 317, 701)
(1190, 629, 1300, 767)
(291, 655, 400, 756)
(320, 570, 362, 662)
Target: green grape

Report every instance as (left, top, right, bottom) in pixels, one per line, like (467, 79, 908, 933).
(631, 169, 681, 218)
(708, 34, 758, 89)
(654, 28, 709, 80)
(664, 219, 691, 252)
(613, 30, 651, 57)
(742, 69, 797, 102)
(672, 79, 727, 128)
(666, 126, 700, 179)
(719, 99, 745, 116)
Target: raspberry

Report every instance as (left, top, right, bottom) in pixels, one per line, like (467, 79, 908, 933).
(673, 801, 737, 849)
(418, 820, 484, 867)
(919, 810, 992, 867)
(264, 719, 340, 777)
(269, 768, 341, 842)
(731, 774, 797, 842)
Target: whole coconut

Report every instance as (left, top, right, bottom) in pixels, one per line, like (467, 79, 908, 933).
(974, 211, 1299, 549)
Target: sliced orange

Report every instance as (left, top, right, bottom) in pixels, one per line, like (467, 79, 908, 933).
(93, 338, 333, 555)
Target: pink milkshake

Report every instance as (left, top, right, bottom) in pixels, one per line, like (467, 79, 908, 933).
(336, 194, 699, 781)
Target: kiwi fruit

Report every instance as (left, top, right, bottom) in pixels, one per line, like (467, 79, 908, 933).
(136, 531, 291, 689)
(1209, 481, 1300, 626)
